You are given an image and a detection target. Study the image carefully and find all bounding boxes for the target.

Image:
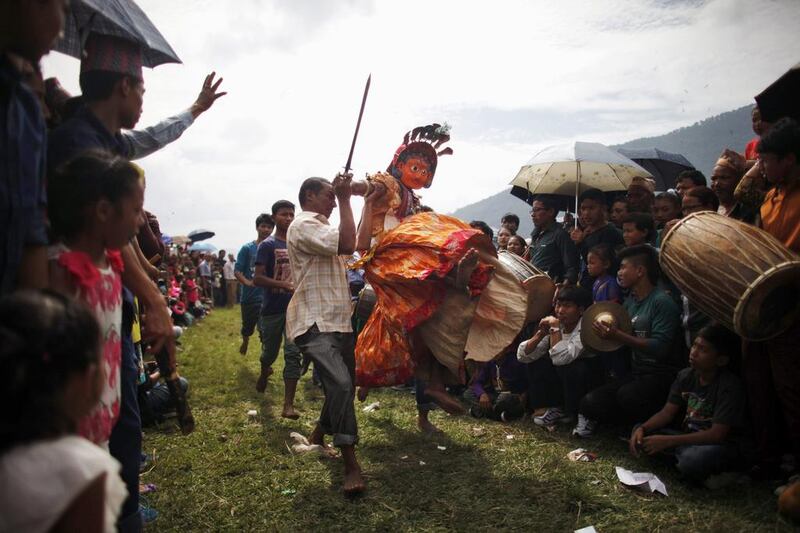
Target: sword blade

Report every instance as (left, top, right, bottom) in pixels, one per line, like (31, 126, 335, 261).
(344, 74, 371, 174)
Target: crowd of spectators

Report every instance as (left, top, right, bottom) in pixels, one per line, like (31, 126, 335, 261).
(1, 3, 800, 529)
(461, 113, 800, 494)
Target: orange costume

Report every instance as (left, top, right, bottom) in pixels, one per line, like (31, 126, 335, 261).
(354, 125, 527, 387)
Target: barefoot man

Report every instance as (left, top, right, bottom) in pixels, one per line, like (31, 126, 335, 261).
(286, 174, 365, 494)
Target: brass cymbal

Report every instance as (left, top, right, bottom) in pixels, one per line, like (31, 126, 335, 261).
(580, 302, 633, 352)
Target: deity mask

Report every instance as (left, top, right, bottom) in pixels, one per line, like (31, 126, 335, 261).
(387, 124, 453, 190)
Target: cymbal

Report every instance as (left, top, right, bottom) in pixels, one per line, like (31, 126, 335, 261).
(523, 274, 556, 323)
(580, 302, 633, 352)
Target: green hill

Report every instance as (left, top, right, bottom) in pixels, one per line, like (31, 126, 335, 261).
(451, 105, 755, 235)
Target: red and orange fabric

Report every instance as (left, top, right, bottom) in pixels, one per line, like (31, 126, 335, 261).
(355, 212, 494, 387)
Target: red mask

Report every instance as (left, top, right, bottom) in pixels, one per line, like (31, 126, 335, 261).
(397, 155, 432, 190)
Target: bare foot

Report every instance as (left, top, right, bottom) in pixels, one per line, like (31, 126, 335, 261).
(343, 467, 366, 496)
(357, 387, 369, 402)
(424, 386, 466, 415)
(239, 337, 249, 355)
(281, 406, 300, 420)
(456, 248, 479, 288)
(418, 415, 444, 435)
(255, 367, 273, 393)
(307, 426, 338, 458)
(308, 425, 325, 446)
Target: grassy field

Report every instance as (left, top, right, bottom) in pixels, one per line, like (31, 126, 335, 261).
(142, 307, 794, 532)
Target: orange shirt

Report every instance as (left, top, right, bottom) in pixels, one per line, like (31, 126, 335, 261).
(761, 180, 800, 253)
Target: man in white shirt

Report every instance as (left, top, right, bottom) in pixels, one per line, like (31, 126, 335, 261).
(223, 253, 236, 307)
(517, 287, 603, 434)
(286, 174, 364, 495)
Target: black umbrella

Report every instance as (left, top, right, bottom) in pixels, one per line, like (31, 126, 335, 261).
(756, 62, 800, 123)
(616, 148, 694, 191)
(188, 229, 215, 243)
(54, 0, 181, 68)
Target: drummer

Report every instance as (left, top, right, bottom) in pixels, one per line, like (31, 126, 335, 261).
(745, 118, 800, 473)
(577, 245, 682, 437)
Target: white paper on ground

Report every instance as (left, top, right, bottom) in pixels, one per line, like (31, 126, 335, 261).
(615, 466, 668, 496)
(575, 527, 598, 533)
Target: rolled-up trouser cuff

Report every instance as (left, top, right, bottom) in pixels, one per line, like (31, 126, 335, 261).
(333, 433, 359, 447)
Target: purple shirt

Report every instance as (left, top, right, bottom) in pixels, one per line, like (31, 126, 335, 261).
(471, 350, 529, 397)
(592, 274, 622, 304)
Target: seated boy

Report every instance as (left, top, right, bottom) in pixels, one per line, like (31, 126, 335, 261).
(577, 245, 682, 437)
(518, 287, 604, 429)
(464, 346, 529, 422)
(629, 323, 746, 485)
(138, 361, 190, 427)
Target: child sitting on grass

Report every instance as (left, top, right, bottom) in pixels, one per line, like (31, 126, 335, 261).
(628, 323, 746, 485)
(0, 291, 127, 532)
(465, 344, 529, 422)
(518, 287, 604, 430)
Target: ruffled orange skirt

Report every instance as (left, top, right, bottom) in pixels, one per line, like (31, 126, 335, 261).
(355, 212, 527, 387)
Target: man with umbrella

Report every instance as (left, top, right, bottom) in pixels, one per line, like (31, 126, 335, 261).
(47, 33, 221, 531)
(529, 196, 579, 286)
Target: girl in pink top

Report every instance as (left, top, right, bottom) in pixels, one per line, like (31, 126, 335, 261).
(47, 152, 145, 446)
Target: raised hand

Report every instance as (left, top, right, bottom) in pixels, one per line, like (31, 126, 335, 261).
(191, 72, 227, 118)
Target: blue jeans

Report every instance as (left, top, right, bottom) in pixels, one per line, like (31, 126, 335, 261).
(649, 428, 741, 482)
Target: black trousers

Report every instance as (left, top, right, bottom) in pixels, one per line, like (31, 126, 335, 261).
(526, 356, 605, 417)
(579, 372, 674, 424)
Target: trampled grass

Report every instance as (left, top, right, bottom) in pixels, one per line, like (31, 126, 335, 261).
(142, 307, 794, 532)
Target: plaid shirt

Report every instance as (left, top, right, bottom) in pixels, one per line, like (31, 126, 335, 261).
(285, 211, 352, 341)
(0, 56, 48, 295)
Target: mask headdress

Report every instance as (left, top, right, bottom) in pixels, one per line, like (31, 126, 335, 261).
(387, 123, 453, 189)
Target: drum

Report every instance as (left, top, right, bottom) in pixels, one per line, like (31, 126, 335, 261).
(355, 284, 376, 323)
(497, 250, 556, 323)
(660, 211, 800, 340)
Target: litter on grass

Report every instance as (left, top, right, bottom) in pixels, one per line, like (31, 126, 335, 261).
(615, 466, 668, 496)
(437, 445, 447, 451)
(362, 402, 380, 412)
(567, 448, 597, 462)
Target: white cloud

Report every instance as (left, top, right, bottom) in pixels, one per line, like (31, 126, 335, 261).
(41, 0, 800, 250)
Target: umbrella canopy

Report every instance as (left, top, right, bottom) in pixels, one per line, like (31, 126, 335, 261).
(188, 229, 215, 243)
(616, 148, 694, 191)
(756, 62, 800, 123)
(509, 141, 652, 210)
(54, 0, 181, 68)
(188, 242, 217, 253)
(164, 235, 192, 246)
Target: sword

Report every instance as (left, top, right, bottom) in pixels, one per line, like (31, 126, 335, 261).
(344, 74, 371, 174)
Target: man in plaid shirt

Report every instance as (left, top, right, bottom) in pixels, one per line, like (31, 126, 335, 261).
(286, 173, 364, 495)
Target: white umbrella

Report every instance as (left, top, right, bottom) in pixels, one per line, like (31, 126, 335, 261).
(509, 141, 653, 213)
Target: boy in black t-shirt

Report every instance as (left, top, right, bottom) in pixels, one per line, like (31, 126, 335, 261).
(629, 323, 746, 484)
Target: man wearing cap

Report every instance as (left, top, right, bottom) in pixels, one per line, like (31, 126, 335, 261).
(47, 33, 215, 532)
(0, 0, 67, 295)
(710, 150, 757, 224)
(625, 176, 656, 214)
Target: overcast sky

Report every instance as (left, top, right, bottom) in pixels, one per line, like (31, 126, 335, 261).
(42, 0, 800, 251)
